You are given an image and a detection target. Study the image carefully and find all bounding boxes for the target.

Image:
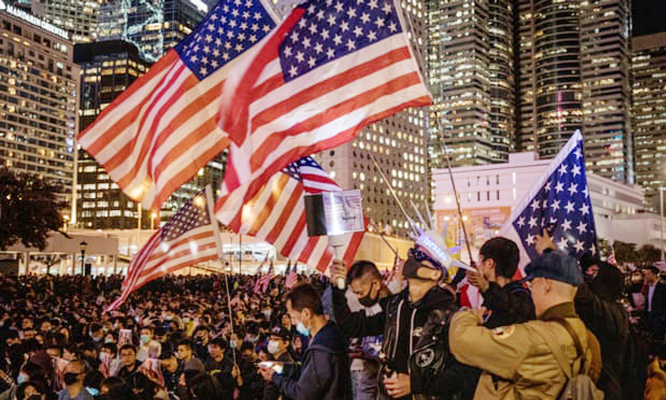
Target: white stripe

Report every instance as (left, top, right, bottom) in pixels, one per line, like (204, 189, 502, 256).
(237, 174, 291, 234)
(304, 181, 341, 193)
(272, 198, 304, 250)
(287, 231, 309, 261)
(255, 179, 300, 238)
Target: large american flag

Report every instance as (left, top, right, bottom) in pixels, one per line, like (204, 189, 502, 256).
(215, 0, 431, 215)
(106, 190, 219, 311)
(463, 131, 598, 308)
(77, 0, 279, 211)
(216, 156, 364, 272)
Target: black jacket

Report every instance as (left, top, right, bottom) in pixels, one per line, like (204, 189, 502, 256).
(272, 322, 352, 400)
(480, 281, 535, 329)
(332, 285, 473, 399)
(263, 351, 295, 400)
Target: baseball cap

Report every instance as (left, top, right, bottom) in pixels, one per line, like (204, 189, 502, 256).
(524, 251, 583, 286)
(270, 326, 292, 342)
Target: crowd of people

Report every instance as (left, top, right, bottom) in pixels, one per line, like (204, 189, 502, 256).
(0, 231, 665, 399)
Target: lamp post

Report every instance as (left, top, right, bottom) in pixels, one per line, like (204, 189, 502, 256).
(80, 241, 88, 276)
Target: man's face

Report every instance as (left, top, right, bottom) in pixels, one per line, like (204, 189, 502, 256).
(477, 255, 496, 282)
(528, 277, 549, 317)
(22, 318, 33, 330)
(40, 321, 52, 333)
(64, 362, 84, 381)
(286, 300, 303, 328)
(120, 348, 136, 367)
(208, 344, 222, 359)
(46, 347, 61, 358)
(350, 276, 375, 299)
(281, 314, 291, 327)
(586, 264, 600, 278)
(23, 329, 36, 340)
(646, 270, 658, 284)
(177, 345, 191, 360)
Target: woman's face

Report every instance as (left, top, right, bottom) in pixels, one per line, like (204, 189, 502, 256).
(24, 384, 41, 397)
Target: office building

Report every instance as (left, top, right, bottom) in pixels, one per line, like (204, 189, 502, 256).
(0, 3, 79, 215)
(98, 0, 208, 64)
(633, 32, 666, 213)
(74, 40, 151, 229)
(271, 0, 430, 237)
(515, 0, 632, 183)
(30, 0, 102, 43)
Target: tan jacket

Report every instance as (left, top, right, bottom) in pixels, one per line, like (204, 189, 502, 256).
(449, 303, 601, 400)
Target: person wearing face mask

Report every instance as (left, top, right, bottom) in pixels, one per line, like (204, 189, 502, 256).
(192, 327, 210, 361)
(204, 338, 241, 399)
(330, 241, 468, 400)
(136, 327, 153, 362)
(87, 325, 103, 351)
(263, 327, 294, 400)
(259, 284, 352, 400)
(57, 360, 93, 400)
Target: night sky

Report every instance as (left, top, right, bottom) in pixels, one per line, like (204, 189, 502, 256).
(633, 0, 666, 37)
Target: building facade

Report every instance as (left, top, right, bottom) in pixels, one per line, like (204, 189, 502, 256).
(633, 32, 666, 213)
(432, 152, 647, 253)
(30, 0, 102, 43)
(0, 2, 79, 214)
(515, 0, 633, 183)
(98, 0, 208, 64)
(74, 40, 151, 229)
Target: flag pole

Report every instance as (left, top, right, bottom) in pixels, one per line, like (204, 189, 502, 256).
(204, 184, 237, 366)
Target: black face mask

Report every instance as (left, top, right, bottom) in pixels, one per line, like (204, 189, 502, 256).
(402, 256, 424, 279)
(64, 372, 80, 385)
(358, 282, 379, 307)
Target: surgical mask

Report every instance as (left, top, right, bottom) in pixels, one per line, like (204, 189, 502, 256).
(165, 315, 173, 321)
(105, 338, 114, 344)
(17, 372, 28, 384)
(247, 335, 259, 344)
(358, 282, 379, 308)
(92, 335, 102, 342)
(263, 310, 272, 320)
(140, 334, 151, 345)
(296, 321, 310, 337)
(230, 341, 238, 349)
(183, 317, 191, 324)
(267, 340, 280, 355)
(64, 372, 80, 385)
(86, 388, 99, 396)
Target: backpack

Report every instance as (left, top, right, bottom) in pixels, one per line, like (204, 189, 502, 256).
(549, 318, 604, 400)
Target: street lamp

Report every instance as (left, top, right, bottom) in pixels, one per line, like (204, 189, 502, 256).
(80, 241, 88, 276)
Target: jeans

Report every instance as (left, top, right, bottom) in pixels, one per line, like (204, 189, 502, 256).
(351, 360, 379, 400)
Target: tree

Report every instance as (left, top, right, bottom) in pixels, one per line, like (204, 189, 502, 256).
(638, 244, 662, 264)
(0, 168, 67, 250)
(613, 241, 639, 265)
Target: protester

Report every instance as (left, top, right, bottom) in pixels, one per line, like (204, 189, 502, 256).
(449, 250, 603, 398)
(259, 284, 352, 400)
(263, 326, 295, 400)
(643, 265, 666, 343)
(57, 360, 92, 400)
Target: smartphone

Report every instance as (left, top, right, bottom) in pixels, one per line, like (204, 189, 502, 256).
(258, 361, 284, 374)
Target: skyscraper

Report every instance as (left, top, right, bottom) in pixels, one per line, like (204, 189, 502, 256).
(633, 32, 666, 212)
(98, 0, 209, 63)
(515, 0, 632, 183)
(271, 0, 430, 236)
(75, 40, 151, 229)
(0, 4, 79, 215)
(30, 0, 102, 43)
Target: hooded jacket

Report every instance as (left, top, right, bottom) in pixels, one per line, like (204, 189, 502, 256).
(272, 322, 352, 400)
(332, 284, 473, 399)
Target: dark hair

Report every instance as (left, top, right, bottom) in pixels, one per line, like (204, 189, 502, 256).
(21, 362, 46, 383)
(347, 260, 382, 284)
(89, 323, 102, 334)
(479, 237, 520, 279)
(177, 338, 194, 351)
(284, 284, 324, 315)
(240, 341, 254, 354)
(188, 371, 224, 398)
(119, 344, 136, 354)
(131, 372, 158, 400)
(16, 380, 47, 400)
(646, 265, 660, 275)
(99, 376, 138, 400)
(101, 343, 117, 355)
(208, 337, 227, 350)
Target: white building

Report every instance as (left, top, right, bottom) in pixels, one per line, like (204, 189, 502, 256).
(433, 152, 663, 253)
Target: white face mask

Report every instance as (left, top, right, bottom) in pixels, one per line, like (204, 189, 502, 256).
(267, 340, 280, 355)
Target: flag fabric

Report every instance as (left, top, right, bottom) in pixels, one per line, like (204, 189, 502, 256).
(77, 0, 279, 211)
(215, 0, 432, 213)
(286, 260, 298, 288)
(463, 131, 598, 308)
(216, 156, 364, 272)
(252, 255, 270, 293)
(106, 191, 219, 311)
(261, 261, 275, 292)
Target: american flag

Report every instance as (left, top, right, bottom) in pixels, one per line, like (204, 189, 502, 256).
(254, 260, 275, 293)
(106, 190, 219, 311)
(216, 156, 364, 272)
(499, 130, 598, 268)
(463, 131, 598, 308)
(607, 243, 617, 265)
(252, 255, 269, 293)
(215, 0, 431, 212)
(285, 260, 298, 288)
(77, 0, 279, 211)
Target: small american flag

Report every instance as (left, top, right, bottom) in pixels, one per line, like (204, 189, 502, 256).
(252, 255, 269, 293)
(254, 260, 275, 293)
(285, 260, 298, 288)
(216, 0, 431, 211)
(77, 0, 279, 211)
(216, 156, 364, 272)
(607, 244, 617, 265)
(106, 190, 219, 311)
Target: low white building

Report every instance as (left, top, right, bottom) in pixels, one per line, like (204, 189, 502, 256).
(433, 152, 663, 254)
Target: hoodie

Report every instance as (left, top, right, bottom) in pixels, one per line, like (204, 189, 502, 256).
(272, 322, 352, 400)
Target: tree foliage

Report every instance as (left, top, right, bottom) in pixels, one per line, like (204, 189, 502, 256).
(0, 168, 66, 250)
(613, 241, 639, 265)
(638, 244, 662, 264)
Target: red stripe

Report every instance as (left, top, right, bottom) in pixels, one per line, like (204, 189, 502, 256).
(247, 174, 291, 236)
(251, 72, 423, 169)
(102, 64, 193, 175)
(251, 47, 413, 131)
(147, 230, 216, 262)
(223, 9, 305, 145)
(298, 236, 319, 265)
(281, 214, 307, 257)
(265, 186, 303, 243)
(79, 51, 180, 141)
